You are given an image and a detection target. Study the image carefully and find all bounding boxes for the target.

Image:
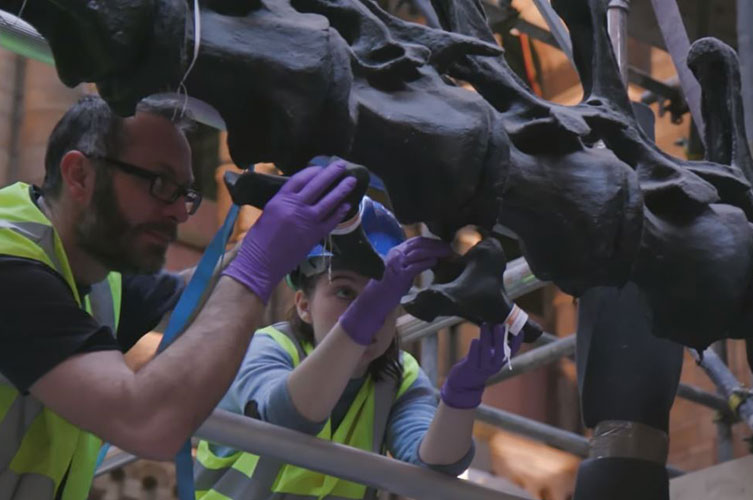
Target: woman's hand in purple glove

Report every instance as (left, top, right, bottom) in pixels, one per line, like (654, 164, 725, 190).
(339, 236, 452, 345)
(441, 323, 520, 409)
(223, 161, 356, 303)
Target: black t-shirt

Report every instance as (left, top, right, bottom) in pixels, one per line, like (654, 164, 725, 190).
(0, 256, 184, 393)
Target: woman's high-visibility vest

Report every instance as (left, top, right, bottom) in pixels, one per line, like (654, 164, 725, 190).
(195, 322, 420, 500)
(0, 182, 122, 500)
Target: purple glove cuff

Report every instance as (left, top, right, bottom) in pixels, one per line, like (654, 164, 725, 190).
(221, 231, 284, 304)
(440, 382, 483, 410)
(222, 262, 274, 304)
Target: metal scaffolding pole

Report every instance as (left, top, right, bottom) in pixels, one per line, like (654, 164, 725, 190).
(501, 330, 730, 415)
(649, 0, 706, 145)
(689, 348, 753, 431)
(487, 334, 576, 386)
(473, 398, 590, 457)
(473, 397, 683, 478)
(419, 224, 440, 385)
(531, 0, 574, 66)
(607, 0, 631, 86)
(95, 450, 140, 477)
(196, 409, 530, 500)
(711, 341, 734, 462)
(421, 333, 439, 386)
(676, 383, 736, 418)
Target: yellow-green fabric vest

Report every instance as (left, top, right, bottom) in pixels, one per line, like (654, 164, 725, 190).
(195, 322, 420, 500)
(0, 182, 122, 500)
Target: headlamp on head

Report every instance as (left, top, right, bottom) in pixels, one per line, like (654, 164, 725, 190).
(287, 196, 405, 290)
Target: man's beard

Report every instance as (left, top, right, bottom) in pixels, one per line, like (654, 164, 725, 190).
(75, 177, 176, 274)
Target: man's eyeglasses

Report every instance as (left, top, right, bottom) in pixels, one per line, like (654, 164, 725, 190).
(91, 155, 202, 215)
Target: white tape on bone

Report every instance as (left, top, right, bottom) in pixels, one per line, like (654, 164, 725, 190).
(502, 304, 528, 370)
(505, 304, 528, 335)
(331, 198, 364, 235)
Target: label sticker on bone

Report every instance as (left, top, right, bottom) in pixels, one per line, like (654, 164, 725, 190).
(502, 304, 528, 370)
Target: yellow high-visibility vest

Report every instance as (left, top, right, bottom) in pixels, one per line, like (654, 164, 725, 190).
(0, 182, 122, 500)
(195, 322, 420, 500)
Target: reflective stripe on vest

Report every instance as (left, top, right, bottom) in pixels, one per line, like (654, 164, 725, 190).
(195, 322, 420, 500)
(0, 182, 122, 500)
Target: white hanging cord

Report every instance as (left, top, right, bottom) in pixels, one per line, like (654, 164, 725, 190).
(17, 0, 29, 18)
(174, 0, 202, 120)
(326, 233, 334, 283)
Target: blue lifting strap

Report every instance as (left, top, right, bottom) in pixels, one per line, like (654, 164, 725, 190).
(164, 200, 240, 500)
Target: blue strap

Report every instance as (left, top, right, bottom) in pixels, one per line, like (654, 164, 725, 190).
(95, 441, 109, 472)
(174, 440, 198, 500)
(158, 204, 240, 350)
(163, 202, 241, 500)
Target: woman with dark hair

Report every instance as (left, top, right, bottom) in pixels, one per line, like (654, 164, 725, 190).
(195, 197, 516, 500)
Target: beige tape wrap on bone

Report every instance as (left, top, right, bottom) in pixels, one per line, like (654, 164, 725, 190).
(589, 420, 669, 464)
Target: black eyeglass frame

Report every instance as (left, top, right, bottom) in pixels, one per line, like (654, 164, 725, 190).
(88, 154, 202, 215)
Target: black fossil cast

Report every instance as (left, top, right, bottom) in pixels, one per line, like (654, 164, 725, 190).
(6, 0, 753, 357)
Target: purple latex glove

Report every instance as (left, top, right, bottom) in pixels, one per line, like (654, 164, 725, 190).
(441, 323, 522, 409)
(339, 236, 452, 345)
(223, 162, 356, 303)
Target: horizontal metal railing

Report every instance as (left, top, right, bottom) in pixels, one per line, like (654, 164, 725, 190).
(690, 348, 753, 430)
(195, 409, 531, 500)
(487, 334, 576, 385)
(95, 450, 140, 477)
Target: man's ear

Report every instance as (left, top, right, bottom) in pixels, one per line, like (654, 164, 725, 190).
(60, 150, 96, 205)
(294, 289, 312, 324)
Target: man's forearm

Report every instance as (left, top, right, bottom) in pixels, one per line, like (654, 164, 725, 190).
(130, 276, 263, 454)
(29, 276, 265, 460)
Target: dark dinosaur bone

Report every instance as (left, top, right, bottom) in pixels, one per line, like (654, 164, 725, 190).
(431, 0, 753, 351)
(6, 0, 753, 354)
(403, 234, 544, 341)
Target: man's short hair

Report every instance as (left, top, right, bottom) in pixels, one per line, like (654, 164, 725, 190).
(42, 94, 194, 199)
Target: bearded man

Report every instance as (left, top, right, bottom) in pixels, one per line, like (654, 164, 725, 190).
(0, 95, 355, 499)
